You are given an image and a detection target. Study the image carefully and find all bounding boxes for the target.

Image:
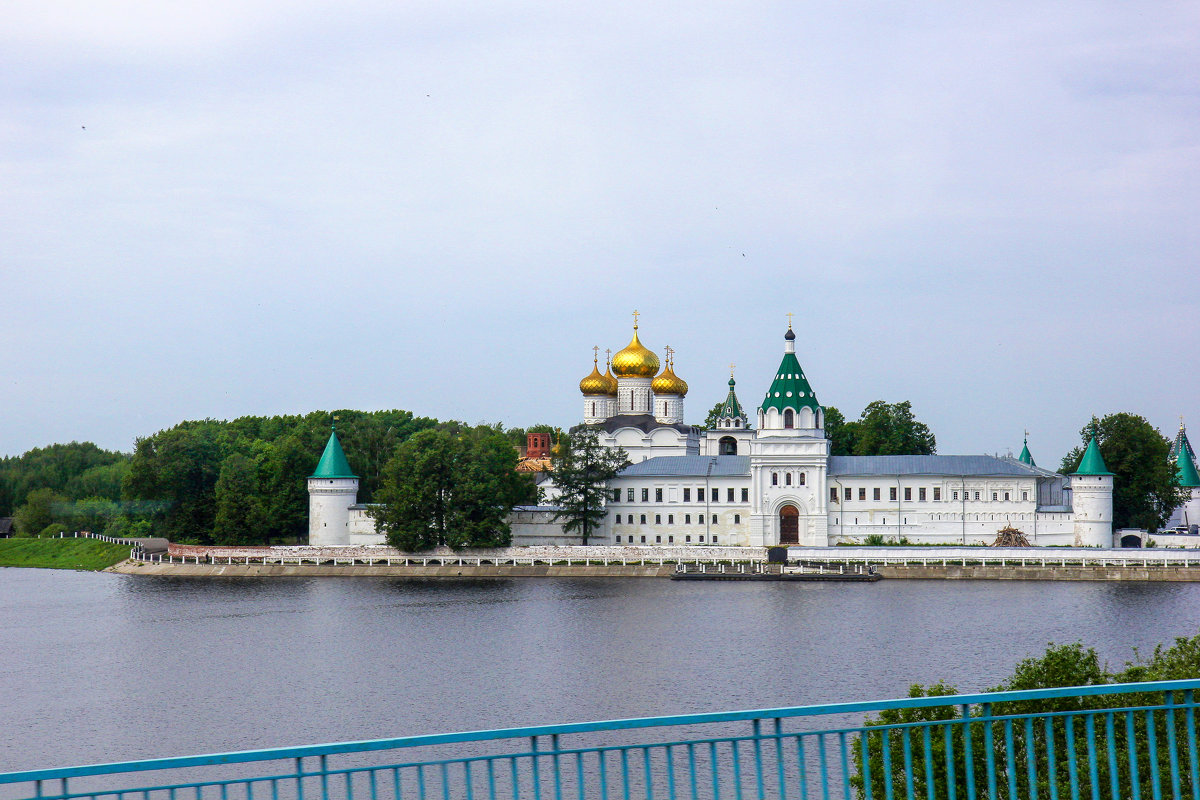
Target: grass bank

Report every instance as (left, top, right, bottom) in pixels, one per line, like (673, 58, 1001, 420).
(0, 538, 132, 570)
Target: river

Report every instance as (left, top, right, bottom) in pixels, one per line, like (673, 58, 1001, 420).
(4, 569, 1200, 773)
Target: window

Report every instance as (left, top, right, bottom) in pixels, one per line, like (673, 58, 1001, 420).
(992, 492, 998, 501)
(1022, 491, 1028, 501)
(933, 488, 941, 501)
(772, 472, 778, 486)
(615, 514, 622, 524)
(627, 488, 634, 502)
(1004, 492, 1010, 501)
(712, 514, 718, 524)
(685, 535, 691, 542)
(640, 536, 646, 543)
(953, 491, 959, 501)
(685, 514, 691, 524)
(655, 514, 661, 524)
(699, 535, 705, 542)
(904, 488, 912, 501)
(919, 488, 926, 502)
(859, 488, 866, 501)
(668, 514, 673, 524)
(611, 489, 620, 502)
(655, 488, 663, 502)
(734, 514, 740, 524)
(890, 487, 898, 501)
(799, 473, 806, 485)
(655, 535, 661, 543)
(974, 492, 980, 501)
(784, 409, 794, 428)
(873, 487, 881, 501)
(845, 487, 852, 501)
(831, 488, 839, 502)
(641, 488, 648, 502)
(698, 488, 705, 502)
(741, 488, 748, 502)
(727, 488, 734, 502)
(640, 514, 646, 524)
(683, 488, 691, 502)
(713, 535, 719, 543)
(668, 536, 674, 543)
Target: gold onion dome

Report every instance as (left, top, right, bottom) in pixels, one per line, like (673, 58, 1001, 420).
(611, 326, 660, 378)
(602, 363, 619, 395)
(652, 351, 688, 396)
(579, 355, 610, 396)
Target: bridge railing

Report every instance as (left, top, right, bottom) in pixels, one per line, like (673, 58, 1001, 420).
(3, 680, 1198, 800)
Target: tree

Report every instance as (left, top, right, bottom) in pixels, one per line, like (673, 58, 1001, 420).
(370, 429, 536, 551)
(213, 453, 268, 545)
(13, 488, 68, 536)
(696, 402, 724, 432)
(1059, 413, 1187, 532)
(826, 401, 935, 456)
(552, 429, 630, 545)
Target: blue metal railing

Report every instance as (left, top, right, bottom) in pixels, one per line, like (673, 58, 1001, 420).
(3, 680, 1198, 800)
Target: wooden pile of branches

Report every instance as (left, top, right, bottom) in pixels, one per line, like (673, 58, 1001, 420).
(992, 525, 1031, 547)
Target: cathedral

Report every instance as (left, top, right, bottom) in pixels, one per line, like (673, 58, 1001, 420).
(307, 314, 1200, 550)
(568, 315, 1116, 548)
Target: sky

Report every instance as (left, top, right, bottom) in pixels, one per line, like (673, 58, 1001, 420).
(2, 0, 1197, 467)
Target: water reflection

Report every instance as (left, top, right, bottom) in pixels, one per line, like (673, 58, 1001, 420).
(3, 570, 1200, 774)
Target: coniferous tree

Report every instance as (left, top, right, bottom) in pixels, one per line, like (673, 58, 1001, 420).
(551, 429, 629, 545)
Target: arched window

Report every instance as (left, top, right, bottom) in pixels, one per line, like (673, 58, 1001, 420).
(771, 472, 778, 486)
(719, 436, 737, 456)
(783, 409, 794, 429)
(590, 402, 595, 417)
(734, 419, 740, 428)
(785, 473, 792, 486)
(799, 473, 806, 485)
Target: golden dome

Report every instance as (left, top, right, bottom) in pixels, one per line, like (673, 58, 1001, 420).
(652, 351, 689, 396)
(611, 326, 660, 378)
(579, 356, 609, 396)
(602, 363, 619, 396)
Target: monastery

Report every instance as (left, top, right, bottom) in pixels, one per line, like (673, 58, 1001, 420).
(307, 316, 1200, 549)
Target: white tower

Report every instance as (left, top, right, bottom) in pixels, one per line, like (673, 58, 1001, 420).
(748, 321, 830, 547)
(307, 427, 359, 546)
(1070, 430, 1114, 547)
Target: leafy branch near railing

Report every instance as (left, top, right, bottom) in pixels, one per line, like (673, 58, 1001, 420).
(854, 633, 1200, 800)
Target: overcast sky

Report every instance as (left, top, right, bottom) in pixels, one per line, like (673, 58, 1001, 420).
(2, 0, 1197, 466)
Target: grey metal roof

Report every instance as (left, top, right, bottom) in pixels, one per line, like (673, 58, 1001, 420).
(619, 455, 751, 478)
(829, 455, 1048, 477)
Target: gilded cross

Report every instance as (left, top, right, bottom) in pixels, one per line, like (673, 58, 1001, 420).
(786, 312, 794, 329)
(730, 363, 736, 378)
(592, 345, 600, 364)
(605, 348, 611, 366)
(632, 309, 640, 328)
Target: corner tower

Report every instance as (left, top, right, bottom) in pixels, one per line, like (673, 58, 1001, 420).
(308, 427, 359, 546)
(748, 320, 830, 547)
(1169, 419, 1200, 532)
(1071, 427, 1114, 547)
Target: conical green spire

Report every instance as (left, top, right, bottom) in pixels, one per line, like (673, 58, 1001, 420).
(1171, 421, 1199, 487)
(1018, 435, 1035, 467)
(1074, 434, 1112, 476)
(310, 428, 357, 479)
(761, 327, 819, 415)
(719, 375, 747, 423)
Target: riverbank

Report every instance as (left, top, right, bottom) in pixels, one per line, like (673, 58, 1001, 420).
(0, 538, 132, 570)
(108, 559, 1200, 581)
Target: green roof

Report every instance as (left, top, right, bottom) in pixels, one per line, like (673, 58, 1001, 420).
(1073, 436, 1112, 476)
(760, 352, 820, 414)
(1178, 451, 1200, 488)
(310, 429, 357, 479)
(1018, 439, 1035, 467)
(719, 377, 747, 422)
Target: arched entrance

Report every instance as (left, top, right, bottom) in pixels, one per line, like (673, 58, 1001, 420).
(779, 504, 799, 544)
(719, 436, 737, 455)
(1120, 533, 1143, 548)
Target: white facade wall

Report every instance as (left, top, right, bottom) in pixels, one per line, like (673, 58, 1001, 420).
(1167, 487, 1200, 532)
(617, 377, 653, 415)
